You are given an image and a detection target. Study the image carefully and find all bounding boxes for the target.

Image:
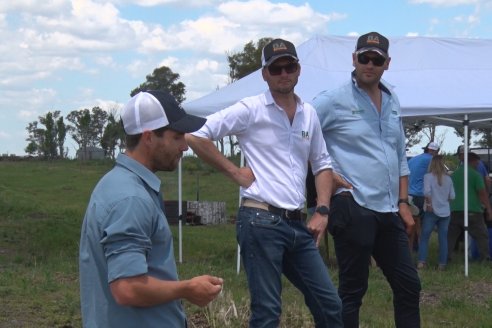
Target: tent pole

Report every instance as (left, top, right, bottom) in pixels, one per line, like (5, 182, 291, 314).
(179, 159, 183, 264)
(237, 152, 244, 274)
(464, 115, 469, 277)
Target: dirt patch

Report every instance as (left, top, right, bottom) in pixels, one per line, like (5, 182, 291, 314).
(464, 281, 492, 306)
(420, 291, 441, 306)
(421, 280, 492, 307)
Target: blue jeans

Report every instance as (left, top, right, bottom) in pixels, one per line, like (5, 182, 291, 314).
(236, 206, 343, 328)
(329, 194, 421, 328)
(418, 211, 450, 265)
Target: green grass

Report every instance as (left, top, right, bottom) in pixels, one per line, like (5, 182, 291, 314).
(1, 159, 491, 327)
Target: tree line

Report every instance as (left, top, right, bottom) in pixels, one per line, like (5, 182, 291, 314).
(24, 66, 187, 159)
(24, 37, 492, 159)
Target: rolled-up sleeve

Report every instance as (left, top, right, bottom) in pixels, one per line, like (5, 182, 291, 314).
(101, 197, 154, 283)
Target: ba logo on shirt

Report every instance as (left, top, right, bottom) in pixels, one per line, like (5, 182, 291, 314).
(301, 131, 310, 140)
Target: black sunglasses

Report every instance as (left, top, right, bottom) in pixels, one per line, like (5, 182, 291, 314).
(267, 62, 299, 76)
(357, 53, 386, 67)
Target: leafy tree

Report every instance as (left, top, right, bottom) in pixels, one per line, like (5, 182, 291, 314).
(473, 128, 492, 148)
(130, 66, 186, 104)
(39, 111, 58, 159)
(227, 37, 272, 82)
(404, 125, 423, 150)
(404, 121, 449, 152)
(453, 127, 471, 146)
(24, 111, 66, 159)
(25, 121, 42, 156)
(67, 109, 91, 156)
(56, 116, 67, 158)
(67, 107, 108, 158)
(101, 113, 124, 159)
(25, 140, 38, 156)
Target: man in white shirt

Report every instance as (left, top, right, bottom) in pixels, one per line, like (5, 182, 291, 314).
(186, 38, 342, 328)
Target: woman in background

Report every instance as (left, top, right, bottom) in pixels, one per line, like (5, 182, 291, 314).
(417, 155, 455, 270)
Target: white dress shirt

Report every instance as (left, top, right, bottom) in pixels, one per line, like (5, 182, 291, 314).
(192, 90, 332, 210)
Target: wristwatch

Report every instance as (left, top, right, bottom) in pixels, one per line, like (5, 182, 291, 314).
(315, 205, 330, 216)
(398, 198, 410, 206)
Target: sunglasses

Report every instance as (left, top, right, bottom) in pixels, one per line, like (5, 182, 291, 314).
(357, 53, 386, 67)
(267, 62, 299, 76)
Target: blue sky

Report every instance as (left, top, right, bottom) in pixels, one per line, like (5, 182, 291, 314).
(1, 0, 492, 157)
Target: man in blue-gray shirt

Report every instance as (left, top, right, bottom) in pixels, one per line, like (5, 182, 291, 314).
(79, 90, 223, 328)
(408, 141, 440, 250)
(409, 141, 440, 208)
(312, 32, 421, 328)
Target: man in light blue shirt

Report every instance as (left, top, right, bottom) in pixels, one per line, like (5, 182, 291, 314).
(312, 32, 421, 328)
(79, 90, 223, 328)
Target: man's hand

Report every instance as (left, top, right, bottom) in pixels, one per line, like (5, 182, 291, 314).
(307, 213, 328, 247)
(332, 172, 352, 194)
(398, 203, 415, 236)
(184, 275, 224, 307)
(234, 166, 255, 188)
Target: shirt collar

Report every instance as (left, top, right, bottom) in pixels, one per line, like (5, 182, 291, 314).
(116, 153, 161, 193)
(264, 89, 304, 110)
(351, 70, 391, 95)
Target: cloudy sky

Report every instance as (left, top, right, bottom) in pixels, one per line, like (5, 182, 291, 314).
(1, 0, 491, 156)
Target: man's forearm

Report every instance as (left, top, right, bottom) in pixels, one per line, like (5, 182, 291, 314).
(314, 169, 333, 206)
(185, 134, 238, 181)
(399, 176, 409, 200)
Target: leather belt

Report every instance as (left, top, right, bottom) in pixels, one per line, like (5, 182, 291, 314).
(337, 191, 353, 198)
(242, 198, 304, 221)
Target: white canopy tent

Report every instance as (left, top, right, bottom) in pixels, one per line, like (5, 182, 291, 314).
(179, 35, 492, 276)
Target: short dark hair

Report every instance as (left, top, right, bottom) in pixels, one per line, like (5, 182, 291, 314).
(124, 126, 168, 151)
(468, 152, 481, 162)
(125, 133, 142, 150)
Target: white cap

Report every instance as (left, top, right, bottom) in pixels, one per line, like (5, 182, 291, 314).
(424, 142, 440, 151)
(121, 90, 205, 135)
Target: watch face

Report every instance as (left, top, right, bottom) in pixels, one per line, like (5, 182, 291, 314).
(316, 206, 329, 215)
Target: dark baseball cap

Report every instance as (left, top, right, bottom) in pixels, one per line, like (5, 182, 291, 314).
(356, 32, 389, 58)
(261, 38, 298, 67)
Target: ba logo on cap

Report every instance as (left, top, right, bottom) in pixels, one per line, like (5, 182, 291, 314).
(272, 41, 288, 52)
(366, 35, 380, 45)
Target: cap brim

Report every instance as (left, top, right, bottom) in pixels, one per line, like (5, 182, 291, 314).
(357, 47, 388, 58)
(167, 114, 206, 133)
(264, 54, 299, 67)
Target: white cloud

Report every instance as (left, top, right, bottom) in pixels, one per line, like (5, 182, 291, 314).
(195, 59, 219, 72)
(409, 0, 479, 5)
(18, 110, 37, 120)
(218, 0, 333, 27)
(121, 0, 223, 6)
(95, 56, 117, 68)
(93, 99, 123, 113)
(132, 0, 345, 57)
(0, 1, 69, 15)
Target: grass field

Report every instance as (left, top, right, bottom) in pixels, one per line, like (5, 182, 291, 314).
(0, 159, 491, 328)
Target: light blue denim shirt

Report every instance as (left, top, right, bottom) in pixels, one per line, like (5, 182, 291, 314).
(79, 153, 185, 328)
(313, 76, 410, 213)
